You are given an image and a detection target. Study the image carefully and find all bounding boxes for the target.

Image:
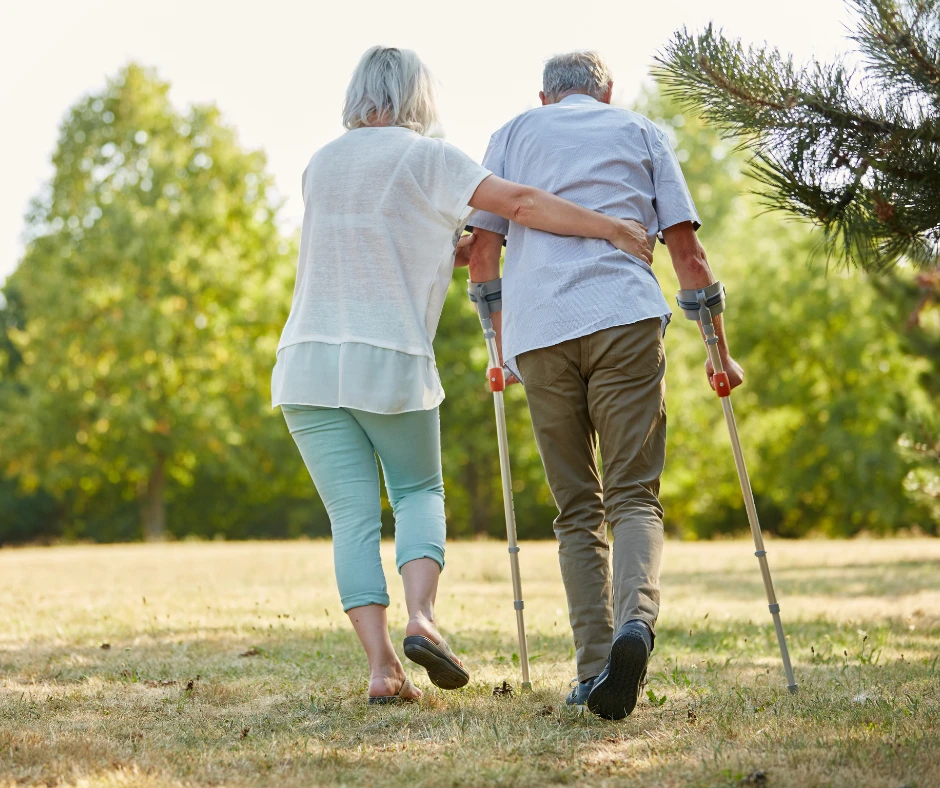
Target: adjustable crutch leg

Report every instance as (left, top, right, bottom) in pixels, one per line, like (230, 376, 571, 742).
(677, 283, 798, 694)
(468, 279, 532, 690)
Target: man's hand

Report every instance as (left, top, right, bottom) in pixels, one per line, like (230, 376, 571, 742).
(454, 232, 475, 268)
(609, 219, 653, 264)
(705, 355, 744, 392)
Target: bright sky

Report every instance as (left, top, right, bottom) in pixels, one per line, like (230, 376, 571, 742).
(1, 0, 853, 281)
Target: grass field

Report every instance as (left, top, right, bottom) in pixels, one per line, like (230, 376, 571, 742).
(1, 538, 938, 787)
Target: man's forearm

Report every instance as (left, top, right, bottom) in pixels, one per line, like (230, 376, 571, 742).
(468, 228, 502, 282)
(662, 222, 731, 358)
(467, 228, 506, 364)
(676, 254, 731, 358)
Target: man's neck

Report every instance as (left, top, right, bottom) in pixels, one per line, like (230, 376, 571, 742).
(556, 91, 594, 102)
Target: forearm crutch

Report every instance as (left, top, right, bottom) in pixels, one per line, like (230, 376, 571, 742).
(468, 279, 532, 691)
(677, 282, 798, 694)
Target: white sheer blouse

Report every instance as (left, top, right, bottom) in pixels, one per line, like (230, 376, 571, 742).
(271, 126, 490, 414)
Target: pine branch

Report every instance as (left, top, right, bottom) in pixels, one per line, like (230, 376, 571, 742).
(850, 0, 940, 104)
(653, 2, 940, 273)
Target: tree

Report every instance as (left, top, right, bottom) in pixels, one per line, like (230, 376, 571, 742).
(654, 0, 939, 529)
(0, 64, 300, 540)
(1, 66, 931, 544)
(655, 0, 940, 272)
(432, 90, 934, 540)
(637, 90, 934, 536)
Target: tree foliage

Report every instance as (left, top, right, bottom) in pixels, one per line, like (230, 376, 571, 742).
(653, 0, 939, 530)
(0, 64, 308, 540)
(0, 67, 934, 543)
(436, 274, 558, 539)
(637, 91, 933, 537)
(654, 0, 940, 273)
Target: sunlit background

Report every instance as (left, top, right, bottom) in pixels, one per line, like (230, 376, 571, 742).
(2, 0, 849, 279)
(2, 0, 936, 545)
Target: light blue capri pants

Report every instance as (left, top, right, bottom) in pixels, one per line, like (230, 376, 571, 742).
(281, 405, 446, 611)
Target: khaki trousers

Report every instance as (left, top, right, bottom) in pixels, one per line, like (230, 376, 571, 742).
(516, 318, 666, 681)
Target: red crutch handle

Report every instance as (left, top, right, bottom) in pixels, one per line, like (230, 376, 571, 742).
(713, 371, 731, 397)
(488, 367, 505, 392)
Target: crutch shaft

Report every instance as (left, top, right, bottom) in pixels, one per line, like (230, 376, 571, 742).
(705, 341, 798, 694)
(492, 390, 532, 688)
(483, 328, 532, 690)
(676, 283, 797, 692)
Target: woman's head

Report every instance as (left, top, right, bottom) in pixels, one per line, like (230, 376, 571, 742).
(342, 47, 439, 135)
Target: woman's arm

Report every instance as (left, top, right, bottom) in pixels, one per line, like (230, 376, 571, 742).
(468, 175, 652, 264)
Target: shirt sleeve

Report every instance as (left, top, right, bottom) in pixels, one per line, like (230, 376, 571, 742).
(651, 127, 701, 235)
(464, 130, 510, 236)
(436, 140, 492, 226)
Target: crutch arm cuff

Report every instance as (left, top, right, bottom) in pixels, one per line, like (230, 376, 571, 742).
(676, 281, 725, 321)
(468, 278, 503, 321)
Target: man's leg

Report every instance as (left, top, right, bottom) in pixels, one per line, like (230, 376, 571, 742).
(516, 339, 613, 682)
(586, 318, 667, 637)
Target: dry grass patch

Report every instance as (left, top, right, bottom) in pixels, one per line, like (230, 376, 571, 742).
(1, 539, 938, 786)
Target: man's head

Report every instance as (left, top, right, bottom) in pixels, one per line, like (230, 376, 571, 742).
(540, 51, 613, 106)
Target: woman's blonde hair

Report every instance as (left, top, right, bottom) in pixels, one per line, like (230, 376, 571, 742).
(342, 46, 439, 135)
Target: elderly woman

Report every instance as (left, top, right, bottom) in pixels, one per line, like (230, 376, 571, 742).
(272, 46, 651, 703)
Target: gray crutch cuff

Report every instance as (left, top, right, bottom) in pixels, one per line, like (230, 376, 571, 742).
(676, 281, 725, 321)
(468, 278, 503, 321)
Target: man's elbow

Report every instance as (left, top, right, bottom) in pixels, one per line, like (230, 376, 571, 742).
(677, 251, 710, 278)
(670, 234, 711, 279)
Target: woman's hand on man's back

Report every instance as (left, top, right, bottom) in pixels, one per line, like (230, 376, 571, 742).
(609, 219, 653, 265)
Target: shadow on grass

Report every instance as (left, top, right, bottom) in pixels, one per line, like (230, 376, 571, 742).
(2, 624, 939, 788)
(0, 627, 581, 689)
(2, 614, 936, 696)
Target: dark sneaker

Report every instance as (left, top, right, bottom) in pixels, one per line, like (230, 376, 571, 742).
(586, 620, 652, 721)
(565, 676, 597, 706)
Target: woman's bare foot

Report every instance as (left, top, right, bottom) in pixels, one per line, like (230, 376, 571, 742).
(405, 614, 463, 668)
(368, 665, 422, 700)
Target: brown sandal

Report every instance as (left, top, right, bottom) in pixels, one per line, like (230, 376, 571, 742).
(368, 677, 418, 705)
(403, 636, 470, 690)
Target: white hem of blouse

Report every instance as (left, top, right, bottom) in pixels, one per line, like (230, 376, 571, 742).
(271, 340, 444, 415)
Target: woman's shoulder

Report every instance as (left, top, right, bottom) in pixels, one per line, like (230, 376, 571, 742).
(312, 131, 362, 158)
(405, 135, 477, 171)
(402, 132, 446, 155)
(307, 130, 473, 181)
(304, 134, 348, 171)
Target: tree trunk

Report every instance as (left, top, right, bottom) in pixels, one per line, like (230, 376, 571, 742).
(142, 455, 166, 541)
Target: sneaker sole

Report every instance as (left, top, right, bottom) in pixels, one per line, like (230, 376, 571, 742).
(586, 631, 648, 721)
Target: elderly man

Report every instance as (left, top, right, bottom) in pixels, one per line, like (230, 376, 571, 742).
(467, 51, 744, 720)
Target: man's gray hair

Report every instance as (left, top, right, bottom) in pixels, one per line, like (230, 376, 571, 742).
(542, 51, 613, 103)
(342, 46, 439, 135)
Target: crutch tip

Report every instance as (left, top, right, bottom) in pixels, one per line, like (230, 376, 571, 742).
(787, 683, 799, 695)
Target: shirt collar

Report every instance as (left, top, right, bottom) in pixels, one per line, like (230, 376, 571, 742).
(557, 93, 600, 106)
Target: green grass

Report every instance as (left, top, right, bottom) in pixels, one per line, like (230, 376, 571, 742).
(1, 539, 938, 786)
